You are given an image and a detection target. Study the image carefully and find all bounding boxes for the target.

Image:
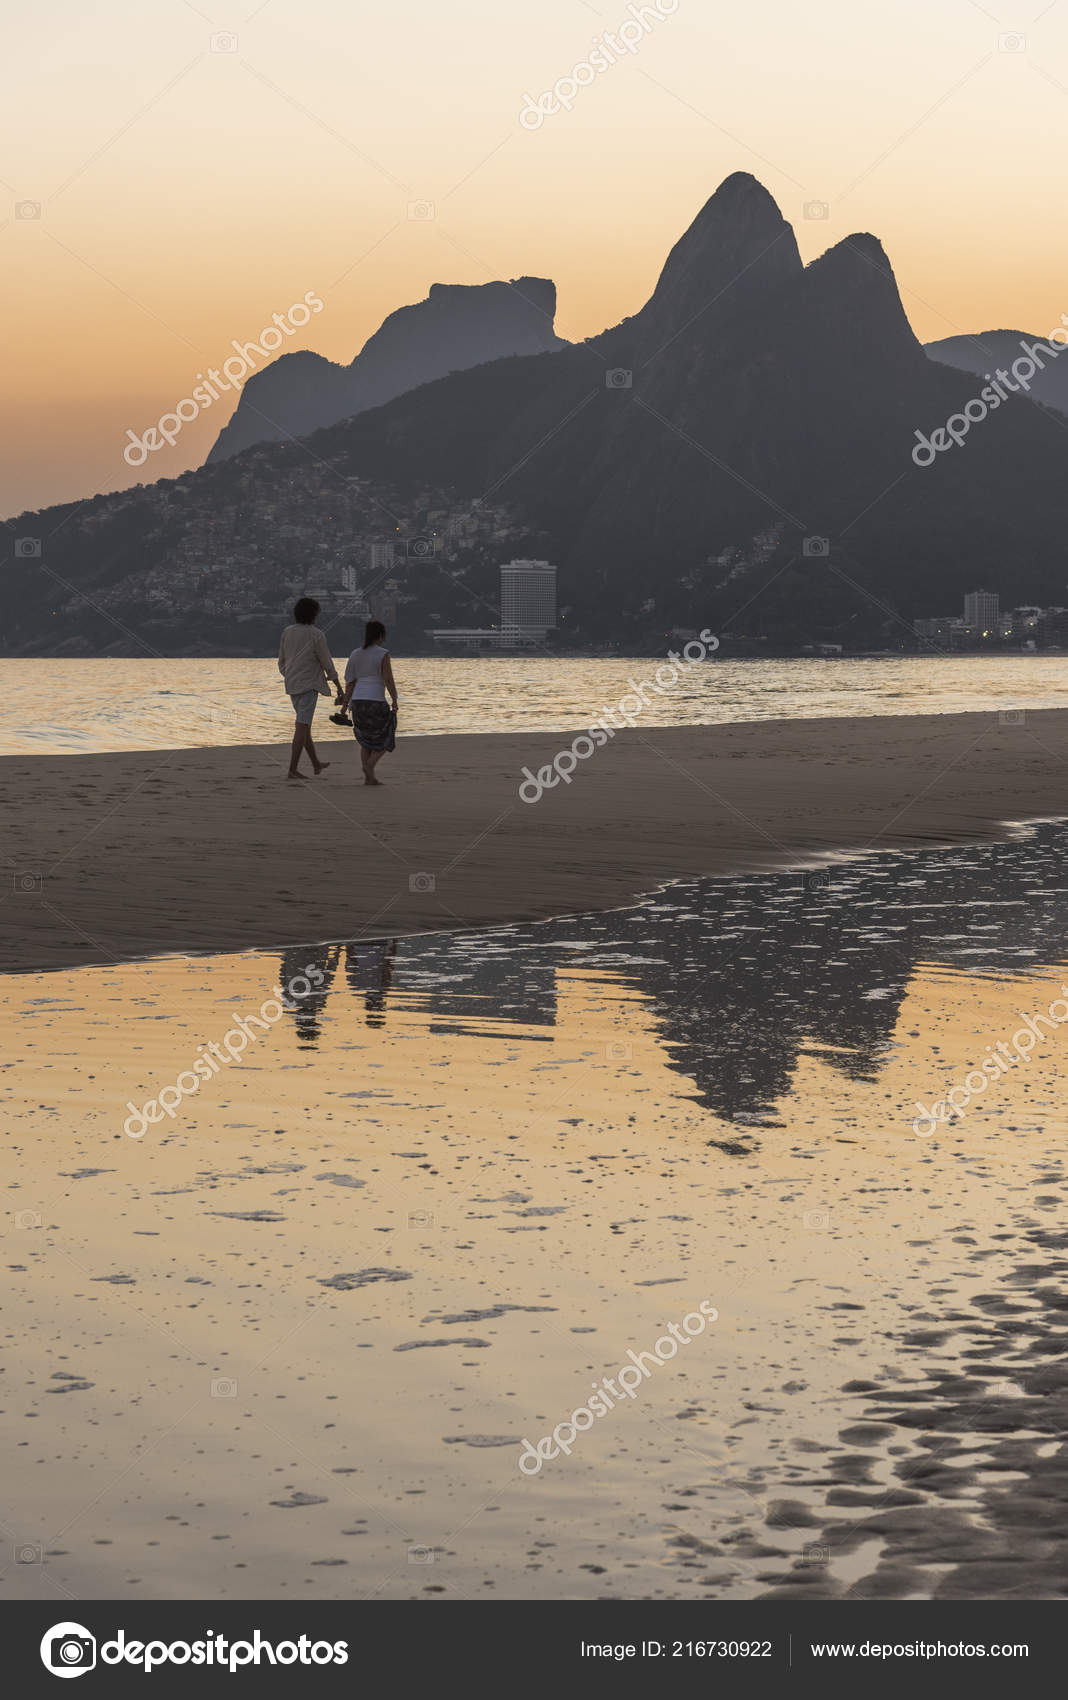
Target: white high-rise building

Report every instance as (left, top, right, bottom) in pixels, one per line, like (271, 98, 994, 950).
(500, 558, 557, 644)
(369, 542, 394, 575)
(963, 588, 999, 633)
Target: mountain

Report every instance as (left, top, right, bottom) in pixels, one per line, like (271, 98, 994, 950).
(926, 329, 1068, 418)
(309, 174, 1068, 633)
(6, 172, 1068, 656)
(206, 278, 567, 463)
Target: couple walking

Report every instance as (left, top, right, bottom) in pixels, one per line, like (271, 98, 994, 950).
(278, 597, 399, 785)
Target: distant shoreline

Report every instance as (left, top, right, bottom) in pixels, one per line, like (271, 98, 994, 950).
(3, 708, 1067, 975)
(1, 646, 1063, 662)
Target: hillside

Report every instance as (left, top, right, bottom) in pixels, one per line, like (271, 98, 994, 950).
(5, 173, 1068, 657)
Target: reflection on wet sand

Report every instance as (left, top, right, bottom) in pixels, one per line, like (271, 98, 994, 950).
(4, 824, 1068, 1600)
(278, 941, 398, 1041)
(277, 823, 1068, 1138)
(266, 823, 1068, 1597)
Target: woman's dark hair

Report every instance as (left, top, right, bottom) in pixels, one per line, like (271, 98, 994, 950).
(363, 619, 386, 648)
(293, 597, 320, 624)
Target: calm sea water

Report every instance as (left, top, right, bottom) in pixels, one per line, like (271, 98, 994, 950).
(1, 653, 1066, 755)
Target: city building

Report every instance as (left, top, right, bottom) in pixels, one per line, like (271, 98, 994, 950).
(1010, 605, 1042, 635)
(1040, 607, 1068, 646)
(914, 616, 964, 643)
(915, 599, 1068, 647)
(963, 589, 999, 634)
(426, 627, 509, 652)
(500, 558, 557, 643)
(369, 542, 394, 575)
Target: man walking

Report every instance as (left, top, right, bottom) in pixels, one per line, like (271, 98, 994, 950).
(278, 597, 341, 780)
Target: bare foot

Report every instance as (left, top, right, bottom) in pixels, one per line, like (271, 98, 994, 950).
(363, 777, 381, 786)
(313, 763, 330, 776)
(286, 772, 305, 782)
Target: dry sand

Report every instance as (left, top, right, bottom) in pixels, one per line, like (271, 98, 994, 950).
(2, 708, 1067, 972)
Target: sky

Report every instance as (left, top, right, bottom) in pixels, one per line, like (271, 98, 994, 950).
(3, 0, 1068, 516)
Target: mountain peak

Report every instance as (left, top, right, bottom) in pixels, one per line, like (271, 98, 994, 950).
(423, 276, 557, 318)
(711, 170, 788, 210)
(809, 232, 893, 277)
(794, 231, 922, 371)
(926, 327, 1068, 418)
(207, 276, 565, 464)
(639, 173, 802, 337)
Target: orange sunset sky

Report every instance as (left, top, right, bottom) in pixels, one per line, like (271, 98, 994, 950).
(3, 0, 1068, 517)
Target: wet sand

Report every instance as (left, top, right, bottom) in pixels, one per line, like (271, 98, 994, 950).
(5, 845, 1068, 1601)
(2, 707, 1067, 973)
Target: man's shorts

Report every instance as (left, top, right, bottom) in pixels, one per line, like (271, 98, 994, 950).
(289, 690, 319, 724)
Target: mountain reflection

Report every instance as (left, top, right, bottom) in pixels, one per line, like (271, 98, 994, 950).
(277, 824, 1068, 1131)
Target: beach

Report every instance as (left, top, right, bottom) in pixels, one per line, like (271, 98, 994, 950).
(3, 707, 1066, 973)
(11, 0, 1068, 1649)
(5, 823, 1068, 1600)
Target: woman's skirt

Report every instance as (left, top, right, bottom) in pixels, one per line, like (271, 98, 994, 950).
(351, 701, 397, 753)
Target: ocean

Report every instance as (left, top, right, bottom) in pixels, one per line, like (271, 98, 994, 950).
(1, 652, 1066, 755)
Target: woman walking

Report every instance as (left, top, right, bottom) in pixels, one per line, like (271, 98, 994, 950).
(340, 620, 399, 785)
(278, 597, 341, 781)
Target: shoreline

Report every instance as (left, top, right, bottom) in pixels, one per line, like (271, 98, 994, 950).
(10, 813, 1062, 978)
(3, 644, 1065, 662)
(4, 707, 1067, 974)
